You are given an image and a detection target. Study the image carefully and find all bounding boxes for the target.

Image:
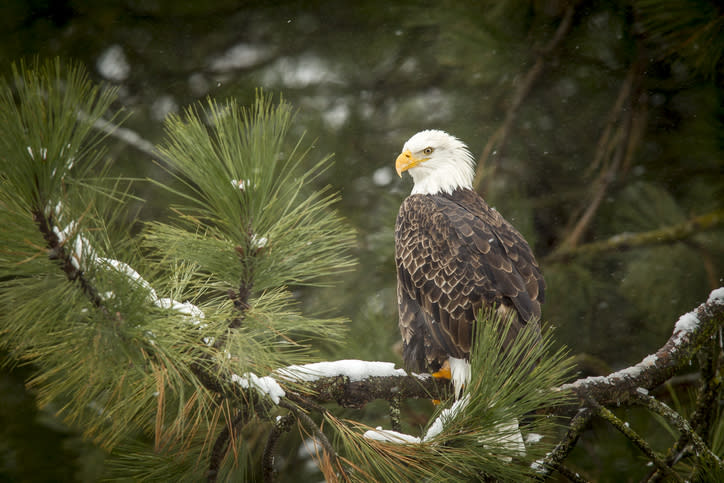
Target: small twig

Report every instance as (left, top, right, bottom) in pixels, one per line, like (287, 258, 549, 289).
(80, 111, 161, 159)
(538, 407, 593, 479)
(555, 463, 591, 483)
(207, 409, 251, 483)
(280, 400, 348, 481)
(592, 400, 684, 482)
(389, 395, 402, 433)
(556, 55, 646, 250)
(263, 413, 295, 483)
(633, 391, 723, 471)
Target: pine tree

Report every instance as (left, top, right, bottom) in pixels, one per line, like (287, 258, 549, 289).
(1, 58, 722, 482)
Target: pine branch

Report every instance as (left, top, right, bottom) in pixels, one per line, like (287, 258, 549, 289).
(262, 413, 294, 483)
(267, 288, 723, 411)
(207, 409, 251, 483)
(31, 207, 107, 312)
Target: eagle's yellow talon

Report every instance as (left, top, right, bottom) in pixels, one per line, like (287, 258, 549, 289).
(432, 367, 451, 379)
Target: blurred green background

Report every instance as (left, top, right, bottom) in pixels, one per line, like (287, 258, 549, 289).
(1, 0, 722, 480)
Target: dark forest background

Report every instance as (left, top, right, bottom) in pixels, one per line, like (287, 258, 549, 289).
(1, 0, 722, 480)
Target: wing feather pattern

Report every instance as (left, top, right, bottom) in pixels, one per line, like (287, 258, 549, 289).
(395, 188, 545, 372)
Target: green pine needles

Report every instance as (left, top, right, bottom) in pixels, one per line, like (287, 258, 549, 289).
(0, 59, 575, 481)
(0, 60, 356, 479)
(331, 309, 575, 482)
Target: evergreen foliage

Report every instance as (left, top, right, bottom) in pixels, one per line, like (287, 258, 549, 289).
(329, 309, 574, 482)
(1, 0, 723, 480)
(0, 60, 357, 479)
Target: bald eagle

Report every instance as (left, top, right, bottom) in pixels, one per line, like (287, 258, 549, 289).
(394, 130, 545, 397)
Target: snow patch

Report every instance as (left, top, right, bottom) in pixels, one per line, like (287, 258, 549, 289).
(232, 373, 285, 404)
(250, 233, 268, 249)
(210, 43, 271, 72)
(526, 433, 544, 444)
(674, 311, 699, 334)
(99, 257, 158, 301)
(449, 357, 471, 398)
(641, 354, 657, 368)
(424, 394, 470, 441)
(531, 459, 547, 474)
(276, 360, 408, 382)
(707, 287, 724, 305)
(363, 428, 421, 444)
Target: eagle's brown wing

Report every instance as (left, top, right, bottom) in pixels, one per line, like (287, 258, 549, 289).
(395, 188, 544, 372)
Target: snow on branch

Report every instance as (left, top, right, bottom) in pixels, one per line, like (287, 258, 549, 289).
(263, 288, 723, 412)
(559, 287, 724, 408)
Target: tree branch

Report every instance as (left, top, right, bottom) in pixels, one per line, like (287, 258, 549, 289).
(194, 288, 722, 480)
(545, 209, 724, 264)
(265, 289, 722, 410)
(592, 399, 684, 482)
(633, 391, 723, 471)
(558, 288, 724, 408)
(536, 407, 593, 480)
(32, 208, 107, 313)
(263, 413, 294, 483)
(556, 53, 647, 250)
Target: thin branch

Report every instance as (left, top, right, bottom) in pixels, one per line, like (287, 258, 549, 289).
(633, 391, 723, 471)
(592, 400, 684, 482)
(555, 463, 591, 483)
(207, 409, 251, 483)
(473, 4, 575, 193)
(279, 400, 349, 482)
(263, 413, 295, 483)
(646, 338, 723, 483)
(80, 111, 161, 160)
(556, 55, 646, 250)
(537, 407, 593, 480)
(545, 209, 724, 264)
(31, 208, 107, 312)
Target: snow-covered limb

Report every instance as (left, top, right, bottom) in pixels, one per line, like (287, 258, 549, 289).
(273, 359, 443, 409)
(263, 287, 722, 411)
(559, 286, 724, 408)
(45, 209, 210, 337)
(276, 359, 408, 382)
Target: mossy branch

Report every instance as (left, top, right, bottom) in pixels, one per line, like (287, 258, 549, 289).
(593, 400, 684, 482)
(546, 209, 724, 264)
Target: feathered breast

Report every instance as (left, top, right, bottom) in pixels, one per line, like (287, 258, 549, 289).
(395, 188, 544, 371)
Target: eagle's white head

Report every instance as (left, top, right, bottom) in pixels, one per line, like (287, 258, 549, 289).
(396, 129, 475, 195)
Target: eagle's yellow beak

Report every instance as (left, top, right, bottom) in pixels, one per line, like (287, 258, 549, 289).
(395, 149, 427, 177)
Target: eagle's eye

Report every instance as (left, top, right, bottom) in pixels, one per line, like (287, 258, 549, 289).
(423, 147, 434, 155)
